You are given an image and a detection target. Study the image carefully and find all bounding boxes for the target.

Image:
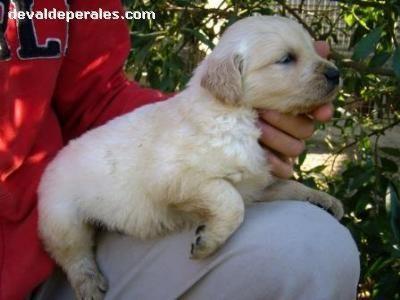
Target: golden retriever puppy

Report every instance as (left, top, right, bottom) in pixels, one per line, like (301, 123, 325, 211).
(38, 15, 343, 300)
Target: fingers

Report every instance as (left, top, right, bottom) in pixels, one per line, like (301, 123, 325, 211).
(258, 120, 305, 158)
(259, 110, 314, 140)
(258, 104, 333, 179)
(310, 103, 334, 122)
(267, 152, 294, 179)
(314, 41, 330, 58)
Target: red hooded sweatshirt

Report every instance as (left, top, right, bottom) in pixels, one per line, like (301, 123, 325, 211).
(0, 1, 167, 299)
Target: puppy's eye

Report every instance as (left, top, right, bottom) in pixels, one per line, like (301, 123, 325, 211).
(277, 53, 295, 64)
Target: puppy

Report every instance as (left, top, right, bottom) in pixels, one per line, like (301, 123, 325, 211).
(38, 15, 343, 300)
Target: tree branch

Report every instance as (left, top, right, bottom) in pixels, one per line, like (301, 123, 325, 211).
(275, 0, 317, 39)
(334, 118, 400, 155)
(164, 5, 234, 18)
(330, 51, 395, 77)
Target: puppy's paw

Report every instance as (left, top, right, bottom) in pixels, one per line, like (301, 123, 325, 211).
(190, 225, 220, 259)
(328, 197, 344, 220)
(71, 268, 108, 300)
(314, 194, 344, 220)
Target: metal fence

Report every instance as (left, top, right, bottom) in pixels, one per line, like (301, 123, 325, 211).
(278, 0, 400, 56)
(275, 0, 351, 55)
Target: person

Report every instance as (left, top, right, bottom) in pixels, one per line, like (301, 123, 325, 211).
(0, 0, 360, 299)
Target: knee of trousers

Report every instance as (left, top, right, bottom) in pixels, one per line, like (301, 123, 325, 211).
(195, 200, 361, 300)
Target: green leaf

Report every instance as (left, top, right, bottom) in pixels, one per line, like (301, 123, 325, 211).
(365, 257, 393, 277)
(306, 165, 327, 173)
(301, 177, 317, 189)
(386, 182, 400, 242)
(182, 28, 215, 49)
(352, 27, 383, 61)
(380, 157, 399, 173)
(392, 47, 400, 78)
(344, 13, 355, 26)
(380, 147, 400, 157)
(369, 51, 391, 68)
(298, 151, 307, 167)
(350, 24, 368, 48)
(348, 169, 374, 191)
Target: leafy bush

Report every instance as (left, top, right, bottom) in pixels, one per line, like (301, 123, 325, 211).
(123, 1, 400, 298)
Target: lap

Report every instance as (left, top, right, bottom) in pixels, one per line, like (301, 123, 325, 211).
(33, 200, 359, 300)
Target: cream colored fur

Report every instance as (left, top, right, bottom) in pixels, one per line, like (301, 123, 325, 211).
(38, 15, 343, 300)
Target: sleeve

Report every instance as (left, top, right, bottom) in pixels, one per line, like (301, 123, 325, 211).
(53, 0, 169, 141)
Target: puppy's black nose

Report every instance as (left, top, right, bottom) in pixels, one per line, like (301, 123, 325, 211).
(324, 67, 340, 85)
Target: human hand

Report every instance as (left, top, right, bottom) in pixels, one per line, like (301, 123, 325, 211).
(258, 41, 334, 179)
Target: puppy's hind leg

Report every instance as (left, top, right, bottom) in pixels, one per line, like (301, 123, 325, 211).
(39, 202, 107, 300)
(259, 179, 344, 220)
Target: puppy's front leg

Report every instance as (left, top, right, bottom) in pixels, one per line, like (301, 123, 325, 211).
(174, 179, 245, 259)
(260, 179, 344, 220)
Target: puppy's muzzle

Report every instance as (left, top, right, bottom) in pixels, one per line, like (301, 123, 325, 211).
(324, 67, 340, 91)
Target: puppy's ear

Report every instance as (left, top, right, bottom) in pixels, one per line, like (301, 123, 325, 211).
(200, 54, 243, 105)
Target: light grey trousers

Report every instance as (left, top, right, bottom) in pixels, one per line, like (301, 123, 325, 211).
(33, 201, 360, 300)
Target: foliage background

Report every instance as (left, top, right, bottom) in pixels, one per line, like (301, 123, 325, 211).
(123, 0, 400, 298)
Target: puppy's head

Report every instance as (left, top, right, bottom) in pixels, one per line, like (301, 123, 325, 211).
(198, 15, 340, 114)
